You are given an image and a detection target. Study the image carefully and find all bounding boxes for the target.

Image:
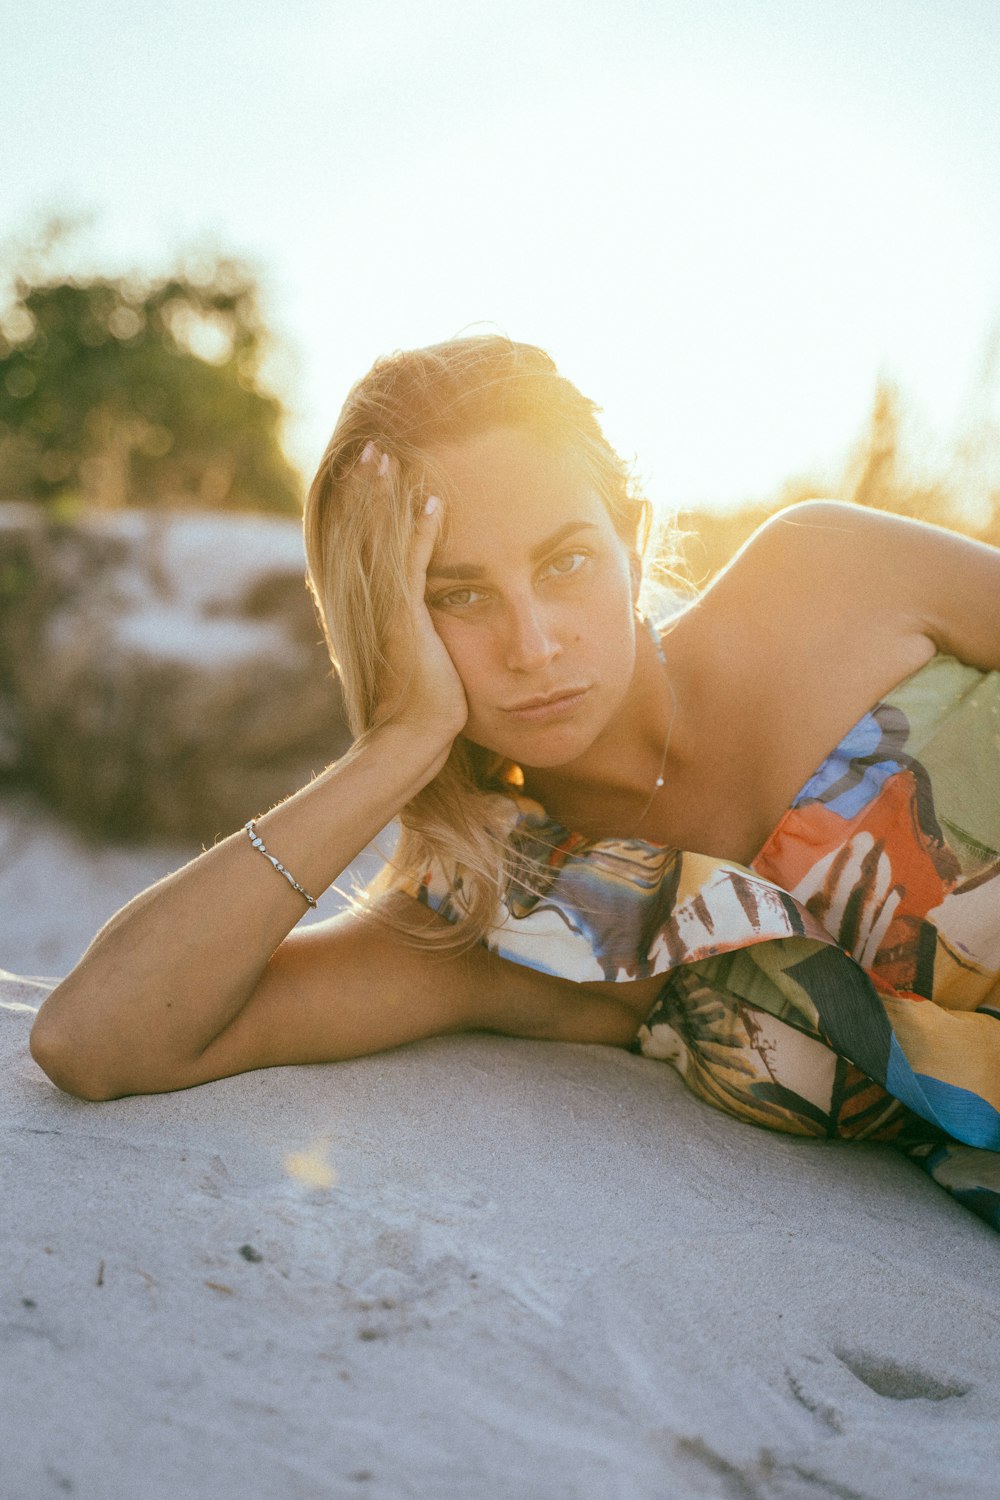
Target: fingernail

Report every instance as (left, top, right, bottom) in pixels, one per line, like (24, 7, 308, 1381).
(423, 495, 440, 516)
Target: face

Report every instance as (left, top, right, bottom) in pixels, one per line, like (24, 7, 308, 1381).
(423, 426, 639, 769)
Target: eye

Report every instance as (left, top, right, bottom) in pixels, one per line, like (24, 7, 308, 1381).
(430, 585, 486, 610)
(543, 550, 588, 579)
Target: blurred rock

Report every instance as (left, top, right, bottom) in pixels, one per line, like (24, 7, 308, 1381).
(0, 503, 352, 842)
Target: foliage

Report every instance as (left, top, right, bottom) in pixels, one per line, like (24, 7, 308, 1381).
(0, 221, 303, 515)
(673, 373, 1000, 584)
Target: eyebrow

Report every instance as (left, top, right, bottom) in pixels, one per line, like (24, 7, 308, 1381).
(426, 520, 602, 580)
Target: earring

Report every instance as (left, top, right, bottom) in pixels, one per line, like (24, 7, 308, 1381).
(629, 552, 642, 603)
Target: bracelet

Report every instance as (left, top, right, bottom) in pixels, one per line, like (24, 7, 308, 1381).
(244, 820, 318, 908)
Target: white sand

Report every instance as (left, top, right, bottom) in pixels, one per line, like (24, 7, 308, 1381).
(3, 795, 999, 1499)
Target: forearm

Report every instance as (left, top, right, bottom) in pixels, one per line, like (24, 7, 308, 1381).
(29, 723, 448, 1096)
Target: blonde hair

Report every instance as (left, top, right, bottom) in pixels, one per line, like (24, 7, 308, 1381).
(304, 334, 658, 945)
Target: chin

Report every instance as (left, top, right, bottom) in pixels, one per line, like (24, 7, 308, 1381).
(472, 725, 599, 774)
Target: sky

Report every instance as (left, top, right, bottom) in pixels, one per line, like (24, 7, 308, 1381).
(3, 0, 1000, 514)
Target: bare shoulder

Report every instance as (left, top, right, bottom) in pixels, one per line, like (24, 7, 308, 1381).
(720, 499, 1000, 672)
(693, 499, 907, 654)
(728, 499, 903, 581)
(674, 502, 929, 760)
(732, 495, 999, 590)
(696, 501, 861, 617)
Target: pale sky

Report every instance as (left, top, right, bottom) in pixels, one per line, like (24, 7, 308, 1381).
(3, 0, 1000, 513)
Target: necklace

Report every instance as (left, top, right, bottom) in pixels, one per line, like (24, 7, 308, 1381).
(629, 615, 678, 837)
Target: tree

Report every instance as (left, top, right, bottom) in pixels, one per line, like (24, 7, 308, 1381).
(0, 221, 303, 514)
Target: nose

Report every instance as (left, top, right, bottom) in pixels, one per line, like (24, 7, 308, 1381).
(502, 591, 562, 673)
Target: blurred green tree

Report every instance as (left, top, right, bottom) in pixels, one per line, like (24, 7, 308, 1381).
(0, 221, 303, 514)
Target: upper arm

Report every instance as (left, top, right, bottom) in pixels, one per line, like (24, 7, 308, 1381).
(739, 500, 1000, 672)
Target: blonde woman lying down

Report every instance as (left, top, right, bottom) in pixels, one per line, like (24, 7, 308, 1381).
(31, 336, 1000, 1228)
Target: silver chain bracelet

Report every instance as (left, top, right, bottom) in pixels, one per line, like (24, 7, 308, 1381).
(244, 820, 318, 908)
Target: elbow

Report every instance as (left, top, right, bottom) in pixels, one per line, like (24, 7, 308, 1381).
(29, 1006, 121, 1102)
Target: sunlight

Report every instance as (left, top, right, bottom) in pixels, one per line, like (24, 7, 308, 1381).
(283, 1137, 338, 1191)
(284, 47, 1000, 518)
(4, 2, 999, 518)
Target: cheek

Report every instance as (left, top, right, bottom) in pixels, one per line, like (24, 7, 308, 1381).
(432, 621, 490, 694)
(595, 565, 638, 635)
(593, 578, 640, 676)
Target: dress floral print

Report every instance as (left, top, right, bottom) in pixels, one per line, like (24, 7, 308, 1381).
(416, 653, 1000, 1230)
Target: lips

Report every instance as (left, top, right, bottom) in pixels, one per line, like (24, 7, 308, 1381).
(503, 686, 591, 722)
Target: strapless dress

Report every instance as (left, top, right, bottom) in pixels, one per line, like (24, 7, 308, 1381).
(416, 653, 1000, 1230)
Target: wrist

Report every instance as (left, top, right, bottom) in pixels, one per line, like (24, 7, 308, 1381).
(355, 719, 456, 791)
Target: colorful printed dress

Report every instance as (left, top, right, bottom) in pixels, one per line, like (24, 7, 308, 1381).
(416, 653, 1000, 1230)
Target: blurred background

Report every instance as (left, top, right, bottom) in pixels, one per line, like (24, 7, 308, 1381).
(2, 0, 1000, 972)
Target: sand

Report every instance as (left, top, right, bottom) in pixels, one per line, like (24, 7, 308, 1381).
(3, 793, 999, 1500)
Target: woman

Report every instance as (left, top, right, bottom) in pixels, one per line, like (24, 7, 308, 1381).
(30, 336, 1000, 1227)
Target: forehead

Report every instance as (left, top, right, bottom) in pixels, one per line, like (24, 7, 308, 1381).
(425, 427, 613, 562)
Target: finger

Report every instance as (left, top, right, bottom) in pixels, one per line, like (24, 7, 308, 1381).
(408, 494, 444, 598)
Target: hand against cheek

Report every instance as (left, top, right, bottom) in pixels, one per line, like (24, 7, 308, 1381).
(378, 496, 469, 751)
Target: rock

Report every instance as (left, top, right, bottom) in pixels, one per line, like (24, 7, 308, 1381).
(0, 504, 352, 842)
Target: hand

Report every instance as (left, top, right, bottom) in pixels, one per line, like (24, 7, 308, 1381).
(376, 495, 469, 754)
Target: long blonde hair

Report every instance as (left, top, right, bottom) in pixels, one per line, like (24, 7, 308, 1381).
(304, 334, 657, 945)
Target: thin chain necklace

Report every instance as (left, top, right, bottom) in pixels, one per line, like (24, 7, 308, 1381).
(629, 615, 678, 837)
